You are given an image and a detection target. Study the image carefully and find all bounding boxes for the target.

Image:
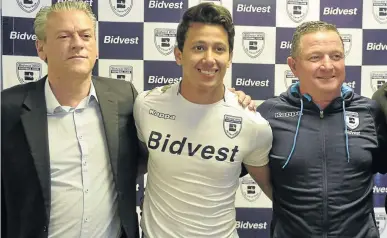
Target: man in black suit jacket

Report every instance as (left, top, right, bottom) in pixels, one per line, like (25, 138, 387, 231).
(1, 2, 142, 238)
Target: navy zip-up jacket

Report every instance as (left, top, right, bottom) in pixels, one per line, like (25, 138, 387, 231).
(257, 83, 387, 238)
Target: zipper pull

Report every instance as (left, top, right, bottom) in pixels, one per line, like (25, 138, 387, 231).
(320, 110, 324, 119)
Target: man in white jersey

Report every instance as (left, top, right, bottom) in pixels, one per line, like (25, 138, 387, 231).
(134, 3, 273, 238)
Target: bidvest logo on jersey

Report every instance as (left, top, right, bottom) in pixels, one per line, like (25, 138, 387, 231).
(199, 0, 222, 5)
(10, 31, 37, 41)
(16, 62, 41, 84)
(242, 32, 265, 58)
(149, 109, 176, 120)
(345, 111, 359, 130)
(148, 0, 183, 9)
(236, 221, 268, 230)
(370, 71, 387, 92)
(154, 28, 177, 56)
(322, 7, 358, 15)
(376, 211, 387, 234)
(240, 176, 262, 202)
(17, 0, 40, 13)
(284, 70, 298, 88)
(366, 42, 387, 51)
(148, 131, 240, 162)
(109, 65, 133, 82)
(286, 0, 309, 23)
(109, 0, 133, 17)
(274, 111, 302, 118)
(223, 115, 242, 139)
(373, 0, 387, 24)
(341, 34, 352, 57)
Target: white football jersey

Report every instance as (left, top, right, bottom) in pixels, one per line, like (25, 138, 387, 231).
(134, 82, 272, 238)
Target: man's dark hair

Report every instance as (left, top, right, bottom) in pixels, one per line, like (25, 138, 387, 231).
(176, 3, 235, 53)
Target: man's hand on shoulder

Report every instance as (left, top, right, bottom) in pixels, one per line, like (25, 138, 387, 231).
(229, 87, 256, 111)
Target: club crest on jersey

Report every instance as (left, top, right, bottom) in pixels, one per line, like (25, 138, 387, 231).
(109, 0, 133, 17)
(242, 32, 265, 58)
(373, 0, 387, 24)
(286, 0, 309, 23)
(284, 70, 298, 88)
(17, 0, 40, 13)
(376, 211, 387, 235)
(240, 175, 262, 202)
(109, 65, 133, 82)
(341, 34, 352, 57)
(345, 111, 359, 130)
(16, 62, 41, 84)
(199, 0, 222, 5)
(223, 115, 242, 139)
(154, 28, 177, 56)
(370, 71, 387, 92)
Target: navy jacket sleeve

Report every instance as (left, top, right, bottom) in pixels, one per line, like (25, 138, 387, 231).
(370, 100, 387, 174)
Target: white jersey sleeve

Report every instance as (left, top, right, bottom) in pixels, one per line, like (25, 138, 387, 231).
(242, 110, 273, 167)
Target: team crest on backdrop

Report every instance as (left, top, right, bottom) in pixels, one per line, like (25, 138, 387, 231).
(154, 29, 177, 56)
(341, 34, 352, 57)
(199, 0, 222, 5)
(242, 32, 265, 58)
(223, 115, 242, 139)
(345, 111, 359, 130)
(370, 71, 387, 92)
(240, 176, 262, 202)
(109, 0, 133, 17)
(17, 0, 40, 13)
(284, 70, 298, 88)
(372, 0, 387, 24)
(109, 65, 133, 82)
(376, 211, 387, 235)
(286, 0, 309, 23)
(16, 62, 41, 84)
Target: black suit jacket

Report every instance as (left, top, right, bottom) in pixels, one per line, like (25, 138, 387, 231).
(1, 76, 140, 238)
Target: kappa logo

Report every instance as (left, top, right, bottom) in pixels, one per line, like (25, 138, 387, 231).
(284, 70, 298, 88)
(109, 65, 133, 82)
(240, 175, 262, 202)
(154, 28, 177, 56)
(345, 111, 359, 130)
(199, 0, 222, 5)
(376, 211, 387, 235)
(370, 71, 387, 92)
(223, 115, 242, 139)
(17, 0, 40, 13)
(341, 34, 352, 57)
(373, 0, 387, 24)
(286, 0, 309, 23)
(242, 32, 265, 58)
(109, 0, 133, 17)
(16, 62, 42, 84)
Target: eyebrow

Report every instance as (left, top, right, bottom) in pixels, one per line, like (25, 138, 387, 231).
(54, 28, 93, 34)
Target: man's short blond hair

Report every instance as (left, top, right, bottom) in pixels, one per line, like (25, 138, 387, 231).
(34, 1, 96, 41)
(290, 21, 344, 58)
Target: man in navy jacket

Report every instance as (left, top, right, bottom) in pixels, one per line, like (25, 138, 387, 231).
(257, 21, 387, 238)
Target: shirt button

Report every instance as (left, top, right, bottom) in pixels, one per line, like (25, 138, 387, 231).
(85, 189, 89, 193)
(43, 226, 47, 232)
(84, 218, 89, 222)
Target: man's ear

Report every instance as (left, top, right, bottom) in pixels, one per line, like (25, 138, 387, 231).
(36, 40, 47, 62)
(174, 47, 182, 66)
(227, 51, 233, 68)
(287, 56, 298, 77)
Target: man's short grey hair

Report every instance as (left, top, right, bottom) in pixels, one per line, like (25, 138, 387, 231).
(34, 1, 96, 41)
(290, 21, 344, 58)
